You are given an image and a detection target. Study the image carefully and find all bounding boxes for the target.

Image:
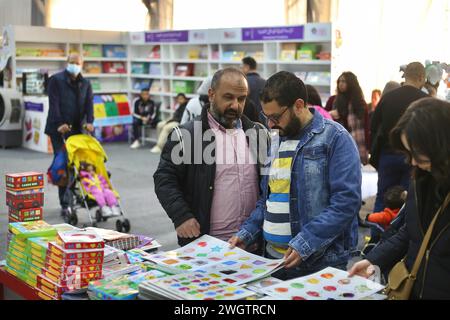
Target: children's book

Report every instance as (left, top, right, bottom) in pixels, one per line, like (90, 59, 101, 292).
(260, 266, 385, 300)
(9, 221, 56, 239)
(140, 271, 256, 300)
(144, 235, 284, 284)
(56, 230, 105, 249)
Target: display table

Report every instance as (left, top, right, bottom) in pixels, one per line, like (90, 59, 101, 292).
(0, 266, 40, 300)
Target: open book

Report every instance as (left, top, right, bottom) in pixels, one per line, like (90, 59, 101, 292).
(139, 235, 285, 300)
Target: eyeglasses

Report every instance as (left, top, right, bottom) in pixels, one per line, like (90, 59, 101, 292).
(260, 107, 290, 124)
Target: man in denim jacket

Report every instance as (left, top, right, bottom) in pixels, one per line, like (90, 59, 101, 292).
(229, 72, 361, 279)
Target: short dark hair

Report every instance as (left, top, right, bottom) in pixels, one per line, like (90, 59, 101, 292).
(242, 56, 257, 70)
(390, 97, 450, 184)
(260, 71, 308, 107)
(175, 93, 187, 100)
(306, 84, 322, 107)
(141, 87, 150, 92)
(211, 67, 247, 91)
(384, 186, 406, 209)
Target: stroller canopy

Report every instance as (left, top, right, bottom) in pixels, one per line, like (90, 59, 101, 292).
(65, 134, 116, 197)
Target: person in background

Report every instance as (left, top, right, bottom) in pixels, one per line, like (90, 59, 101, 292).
(180, 76, 212, 124)
(154, 68, 269, 247)
(151, 93, 189, 154)
(350, 98, 450, 300)
(328, 72, 370, 164)
(229, 71, 361, 279)
(367, 89, 381, 122)
(242, 56, 266, 123)
(45, 53, 94, 217)
(305, 84, 332, 120)
(130, 88, 158, 149)
(370, 62, 428, 212)
(381, 81, 401, 96)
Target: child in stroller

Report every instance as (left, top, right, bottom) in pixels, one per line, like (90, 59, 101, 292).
(361, 186, 407, 255)
(79, 161, 121, 217)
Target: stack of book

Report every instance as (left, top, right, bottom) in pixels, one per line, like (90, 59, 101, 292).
(88, 268, 168, 300)
(5, 172, 44, 224)
(35, 229, 105, 300)
(5, 221, 74, 289)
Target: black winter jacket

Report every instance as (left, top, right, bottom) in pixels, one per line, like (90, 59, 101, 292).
(153, 105, 269, 246)
(366, 173, 450, 299)
(45, 70, 94, 136)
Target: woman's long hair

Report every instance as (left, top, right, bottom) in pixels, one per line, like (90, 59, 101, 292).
(390, 98, 450, 185)
(335, 72, 367, 120)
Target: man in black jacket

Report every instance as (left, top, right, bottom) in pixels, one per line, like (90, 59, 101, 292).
(153, 68, 269, 247)
(45, 53, 94, 216)
(370, 62, 428, 212)
(242, 56, 266, 124)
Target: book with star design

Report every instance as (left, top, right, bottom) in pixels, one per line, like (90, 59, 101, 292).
(142, 235, 284, 285)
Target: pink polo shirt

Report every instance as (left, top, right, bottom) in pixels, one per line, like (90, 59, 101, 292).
(207, 112, 259, 241)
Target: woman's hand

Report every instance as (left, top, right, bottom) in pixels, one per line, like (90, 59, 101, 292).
(348, 259, 376, 278)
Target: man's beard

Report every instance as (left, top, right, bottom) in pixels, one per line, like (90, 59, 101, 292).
(210, 102, 241, 129)
(272, 111, 302, 137)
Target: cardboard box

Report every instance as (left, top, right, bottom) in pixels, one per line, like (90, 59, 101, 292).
(6, 172, 44, 191)
(6, 189, 44, 210)
(9, 207, 43, 222)
(57, 229, 105, 250)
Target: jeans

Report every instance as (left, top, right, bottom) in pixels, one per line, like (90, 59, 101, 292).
(132, 118, 143, 141)
(50, 134, 68, 209)
(374, 151, 411, 212)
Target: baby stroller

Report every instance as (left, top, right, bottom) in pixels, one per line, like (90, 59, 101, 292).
(63, 134, 131, 232)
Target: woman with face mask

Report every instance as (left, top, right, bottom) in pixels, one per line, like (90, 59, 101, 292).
(44, 53, 95, 217)
(349, 98, 450, 300)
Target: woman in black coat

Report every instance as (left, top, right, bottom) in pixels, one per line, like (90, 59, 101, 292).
(349, 97, 450, 299)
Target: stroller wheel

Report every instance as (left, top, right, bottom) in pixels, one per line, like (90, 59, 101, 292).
(122, 219, 131, 233)
(68, 212, 78, 226)
(116, 219, 123, 232)
(95, 210, 102, 223)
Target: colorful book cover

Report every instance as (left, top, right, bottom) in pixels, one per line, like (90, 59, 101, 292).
(46, 253, 104, 267)
(9, 221, 56, 239)
(56, 230, 105, 250)
(27, 236, 55, 252)
(5, 172, 44, 191)
(88, 276, 139, 300)
(145, 271, 256, 300)
(7, 248, 28, 261)
(48, 242, 104, 259)
(144, 235, 284, 281)
(45, 260, 102, 276)
(9, 207, 43, 221)
(260, 267, 385, 300)
(37, 274, 73, 296)
(8, 241, 27, 254)
(40, 268, 97, 287)
(35, 288, 57, 300)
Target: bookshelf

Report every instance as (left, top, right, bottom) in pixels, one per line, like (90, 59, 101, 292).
(4, 23, 334, 131)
